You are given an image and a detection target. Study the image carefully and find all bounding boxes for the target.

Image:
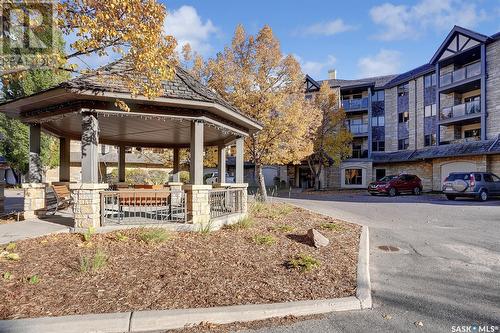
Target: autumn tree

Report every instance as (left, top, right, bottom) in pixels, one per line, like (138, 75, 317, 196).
(200, 25, 319, 200)
(1, 0, 177, 99)
(307, 82, 352, 190)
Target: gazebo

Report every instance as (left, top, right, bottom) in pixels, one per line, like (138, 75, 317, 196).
(0, 61, 262, 230)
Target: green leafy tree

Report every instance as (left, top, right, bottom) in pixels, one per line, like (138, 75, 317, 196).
(0, 32, 69, 180)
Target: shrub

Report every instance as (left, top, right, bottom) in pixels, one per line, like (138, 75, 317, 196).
(138, 228, 170, 244)
(28, 275, 40, 285)
(226, 216, 254, 230)
(2, 272, 12, 280)
(5, 253, 20, 261)
(287, 254, 321, 272)
(198, 221, 213, 235)
(115, 232, 129, 242)
(5, 242, 16, 251)
(252, 234, 277, 246)
(320, 222, 344, 232)
(80, 249, 107, 273)
(271, 224, 295, 233)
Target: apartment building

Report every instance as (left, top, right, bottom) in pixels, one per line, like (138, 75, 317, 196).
(298, 26, 500, 191)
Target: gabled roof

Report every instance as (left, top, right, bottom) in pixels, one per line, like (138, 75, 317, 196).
(429, 25, 491, 64)
(384, 63, 435, 88)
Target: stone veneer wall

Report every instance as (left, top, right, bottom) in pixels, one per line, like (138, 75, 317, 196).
(431, 155, 487, 191)
(408, 80, 417, 150)
(487, 155, 500, 176)
(70, 183, 109, 229)
(384, 87, 398, 152)
(324, 165, 341, 189)
(415, 76, 425, 149)
(22, 183, 46, 219)
(486, 39, 500, 140)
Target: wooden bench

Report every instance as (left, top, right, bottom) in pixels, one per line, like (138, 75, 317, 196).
(48, 184, 74, 215)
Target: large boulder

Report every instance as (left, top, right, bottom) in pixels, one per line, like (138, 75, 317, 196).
(307, 228, 329, 248)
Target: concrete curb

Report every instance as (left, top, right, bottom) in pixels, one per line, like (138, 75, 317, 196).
(0, 226, 371, 333)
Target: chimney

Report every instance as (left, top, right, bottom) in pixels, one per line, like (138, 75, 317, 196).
(328, 69, 337, 80)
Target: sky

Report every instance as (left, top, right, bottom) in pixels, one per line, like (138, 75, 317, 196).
(157, 0, 500, 80)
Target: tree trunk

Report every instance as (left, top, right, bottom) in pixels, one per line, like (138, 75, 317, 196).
(314, 164, 323, 190)
(255, 163, 268, 202)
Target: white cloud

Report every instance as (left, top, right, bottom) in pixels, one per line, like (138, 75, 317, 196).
(294, 54, 337, 78)
(357, 49, 401, 77)
(370, 0, 488, 41)
(295, 19, 355, 37)
(163, 6, 218, 55)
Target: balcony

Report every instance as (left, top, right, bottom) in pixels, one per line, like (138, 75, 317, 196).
(348, 123, 369, 136)
(342, 97, 368, 111)
(351, 149, 368, 159)
(440, 100, 481, 124)
(440, 62, 481, 88)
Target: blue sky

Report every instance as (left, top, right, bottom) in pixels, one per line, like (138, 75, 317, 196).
(159, 0, 500, 80)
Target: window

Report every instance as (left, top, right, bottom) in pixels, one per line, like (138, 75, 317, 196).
(398, 111, 409, 123)
(372, 116, 385, 127)
(398, 138, 409, 150)
(464, 129, 481, 138)
(345, 169, 363, 185)
(424, 134, 437, 146)
(375, 169, 386, 181)
(424, 104, 437, 117)
(398, 83, 409, 96)
(464, 95, 480, 103)
(484, 174, 494, 182)
(372, 90, 385, 102)
(474, 173, 482, 181)
(372, 141, 385, 152)
(424, 73, 437, 88)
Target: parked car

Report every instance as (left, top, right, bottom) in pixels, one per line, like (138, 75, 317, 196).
(442, 172, 500, 201)
(368, 174, 423, 197)
(204, 172, 235, 185)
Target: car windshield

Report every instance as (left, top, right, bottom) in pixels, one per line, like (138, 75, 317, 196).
(379, 175, 397, 182)
(447, 173, 471, 181)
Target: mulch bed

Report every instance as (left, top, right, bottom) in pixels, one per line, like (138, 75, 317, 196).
(0, 203, 360, 320)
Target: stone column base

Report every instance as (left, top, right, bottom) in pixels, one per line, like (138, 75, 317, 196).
(183, 184, 211, 224)
(22, 183, 46, 219)
(167, 182, 184, 192)
(69, 183, 109, 229)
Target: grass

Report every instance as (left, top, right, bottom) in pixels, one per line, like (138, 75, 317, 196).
(5, 242, 16, 251)
(138, 228, 171, 245)
(252, 234, 277, 246)
(270, 224, 295, 233)
(27, 275, 40, 285)
(319, 222, 345, 232)
(250, 202, 294, 220)
(198, 221, 213, 235)
(115, 232, 129, 242)
(5, 253, 20, 261)
(80, 249, 107, 273)
(2, 272, 12, 280)
(82, 227, 95, 243)
(287, 254, 321, 273)
(225, 216, 254, 230)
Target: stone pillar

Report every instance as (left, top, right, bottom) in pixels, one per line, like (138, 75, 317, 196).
(217, 144, 226, 184)
(22, 183, 46, 219)
(172, 147, 180, 182)
(81, 112, 99, 183)
(70, 183, 109, 229)
(59, 137, 71, 182)
(118, 145, 126, 183)
(235, 137, 244, 183)
(190, 121, 204, 185)
(183, 184, 211, 224)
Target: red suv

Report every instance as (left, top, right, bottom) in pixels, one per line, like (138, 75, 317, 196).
(368, 174, 423, 196)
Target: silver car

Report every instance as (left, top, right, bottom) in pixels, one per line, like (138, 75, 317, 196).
(442, 172, 500, 201)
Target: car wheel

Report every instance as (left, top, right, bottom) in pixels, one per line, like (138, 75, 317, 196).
(445, 195, 456, 201)
(388, 187, 396, 197)
(478, 190, 488, 202)
(413, 187, 421, 195)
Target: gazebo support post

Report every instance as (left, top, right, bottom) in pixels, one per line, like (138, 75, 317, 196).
(184, 120, 211, 224)
(58, 137, 71, 183)
(70, 112, 108, 230)
(167, 147, 183, 191)
(217, 144, 227, 184)
(22, 123, 46, 219)
(235, 137, 244, 184)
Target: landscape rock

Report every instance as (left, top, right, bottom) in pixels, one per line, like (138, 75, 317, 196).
(307, 228, 330, 248)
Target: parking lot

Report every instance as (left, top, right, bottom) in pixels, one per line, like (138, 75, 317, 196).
(267, 191, 500, 333)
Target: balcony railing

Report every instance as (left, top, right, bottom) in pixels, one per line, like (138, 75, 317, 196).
(440, 100, 480, 120)
(440, 62, 481, 87)
(351, 149, 368, 159)
(349, 123, 368, 134)
(342, 97, 368, 111)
